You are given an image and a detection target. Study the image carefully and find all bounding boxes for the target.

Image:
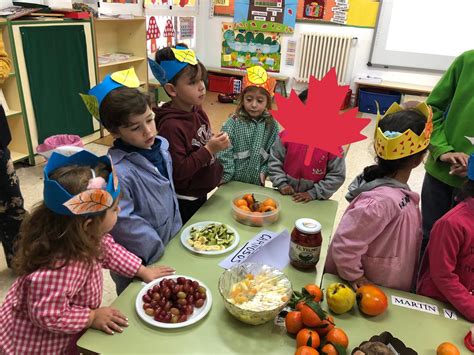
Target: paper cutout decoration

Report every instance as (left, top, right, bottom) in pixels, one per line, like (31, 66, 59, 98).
(303, 0, 325, 19)
(64, 189, 114, 215)
(79, 94, 100, 121)
(374, 102, 433, 160)
(234, 0, 297, 33)
(164, 19, 175, 46)
(171, 47, 197, 65)
(221, 22, 281, 72)
(110, 68, 140, 87)
(147, 16, 160, 53)
(243, 66, 276, 96)
(271, 68, 371, 163)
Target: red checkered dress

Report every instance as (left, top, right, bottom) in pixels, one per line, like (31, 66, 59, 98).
(0, 234, 141, 355)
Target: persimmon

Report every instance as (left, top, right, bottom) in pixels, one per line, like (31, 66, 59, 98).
(304, 284, 323, 302)
(436, 342, 460, 355)
(295, 346, 319, 355)
(243, 193, 254, 205)
(356, 284, 388, 316)
(326, 328, 349, 348)
(320, 344, 337, 355)
(259, 205, 276, 213)
(296, 301, 306, 311)
(262, 198, 277, 208)
(315, 315, 335, 337)
(249, 211, 263, 226)
(238, 205, 251, 212)
(234, 199, 248, 208)
(300, 304, 323, 327)
(296, 328, 320, 349)
(285, 311, 303, 334)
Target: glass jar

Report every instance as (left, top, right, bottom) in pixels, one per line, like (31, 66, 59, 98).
(289, 218, 322, 270)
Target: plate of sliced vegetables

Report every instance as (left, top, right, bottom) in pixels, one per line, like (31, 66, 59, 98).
(180, 221, 240, 255)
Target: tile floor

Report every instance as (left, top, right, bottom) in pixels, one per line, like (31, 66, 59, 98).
(0, 95, 426, 308)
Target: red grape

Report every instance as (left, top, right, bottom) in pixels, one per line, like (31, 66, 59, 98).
(177, 298, 187, 305)
(143, 302, 151, 310)
(147, 289, 154, 297)
(186, 295, 194, 305)
(178, 314, 187, 323)
(195, 299, 205, 308)
(142, 294, 152, 303)
(192, 281, 200, 289)
(158, 297, 167, 307)
(164, 301, 172, 311)
(177, 277, 186, 285)
(194, 292, 201, 300)
(150, 300, 158, 309)
(152, 285, 161, 293)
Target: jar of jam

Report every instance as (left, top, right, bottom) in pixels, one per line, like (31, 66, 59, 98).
(289, 218, 322, 270)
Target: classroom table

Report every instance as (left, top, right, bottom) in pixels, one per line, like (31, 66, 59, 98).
(77, 181, 338, 354)
(321, 273, 471, 354)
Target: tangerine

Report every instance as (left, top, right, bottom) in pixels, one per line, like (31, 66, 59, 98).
(356, 284, 388, 316)
(243, 193, 254, 205)
(296, 328, 320, 349)
(304, 284, 323, 302)
(300, 304, 323, 327)
(259, 205, 276, 213)
(295, 346, 319, 355)
(320, 344, 337, 355)
(436, 342, 460, 355)
(315, 315, 335, 337)
(285, 311, 303, 334)
(238, 205, 251, 212)
(262, 198, 277, 208)
(234, 199, 248, 208)
(326, 328, 349, 349)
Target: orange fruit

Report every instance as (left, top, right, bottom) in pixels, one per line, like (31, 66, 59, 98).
(243, 193, 254, 205)
(315, 315, 335, 337)
(295, 346, 319, 355)
(285, 311, 303, 334)
(304, 284, 323, 303)
(326, 328, 349, 349)
(436, 342, 460, 355)
(234, 199, 248, 208)
(249, 211, 263, 226)
(238, 205, 251, 212)
(296, 328, 320, 349)
(300, 304, 322, 327)
(262, 198, 277, 208)
(259, 205, 276, 213)
(356, 284, 388, 316)
(296, 301, 306, 312)
(320, 344, 337, 355)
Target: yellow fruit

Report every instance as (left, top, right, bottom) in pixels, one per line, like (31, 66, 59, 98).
(326, 283, 355, 314)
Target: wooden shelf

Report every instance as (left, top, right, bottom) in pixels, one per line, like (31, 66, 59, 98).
(6, 110, 22, 117)
(10, 150, 29, 162)
(98, 56, 146, 68)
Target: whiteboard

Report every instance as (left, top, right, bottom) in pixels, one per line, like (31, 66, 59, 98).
(369, 0, 474, 72)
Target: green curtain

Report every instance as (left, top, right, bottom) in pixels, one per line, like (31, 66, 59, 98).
(20, 25, 94, 143)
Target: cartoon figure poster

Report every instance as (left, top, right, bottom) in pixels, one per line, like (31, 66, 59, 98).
(233, 0, 297, 33)
(221, 22, 281, 72)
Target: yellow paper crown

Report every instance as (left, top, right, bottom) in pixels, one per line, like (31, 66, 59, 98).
(243, 66, 276, 96)
(374, 102, 433, 160)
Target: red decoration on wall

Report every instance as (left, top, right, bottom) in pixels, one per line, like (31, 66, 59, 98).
(147, 16, 160, 53)
(164, 19, 175, 47)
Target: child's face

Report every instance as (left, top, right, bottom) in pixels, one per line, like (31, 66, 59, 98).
(95, 199, 120, 237)
(113, 106, 157, 149)
(166, 66, 206, 109)
(242, 88, 268, 118)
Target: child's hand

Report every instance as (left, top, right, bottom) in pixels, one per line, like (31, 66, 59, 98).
(136, 265, 175, 284)
(449, 163, 468, 177)
(351, 276, 371, 290)
(205, 132, 230, 154)
(89, 307, 129, 335)
(260, 173, 266, 186)
(292, 192, 312, 203)
(440, 152, 470, 167)
(279, 185, 295, 195)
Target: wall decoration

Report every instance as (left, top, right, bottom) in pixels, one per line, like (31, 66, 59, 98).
(221, 22, 281, 72)
(164, 19, 175, 46)
(233, 0, 297, 33)
(179, 17, 195, 39)
(285, 39, 296, 66)
(302, 0, 325, 19)
(143, 0, 196, 8)
(147, 16, 161, 53)
(101, 0, 138, 3)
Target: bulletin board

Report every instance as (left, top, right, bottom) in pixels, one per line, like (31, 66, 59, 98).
(213, 0, 379, 28)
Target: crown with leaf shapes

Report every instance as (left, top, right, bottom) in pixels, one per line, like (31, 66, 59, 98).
(44, 150, 120, 216)
(148, 46, 198, 86)
(242, 66, 276, 96)
(80, 67, 140, 121)
(374, 102, 433, 160)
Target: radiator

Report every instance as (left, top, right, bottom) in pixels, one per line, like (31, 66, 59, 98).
(296, 33, 353, 85)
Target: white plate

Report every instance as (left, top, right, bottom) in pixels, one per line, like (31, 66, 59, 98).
(180, 221, 240, 255)
(135, 275, 212, 329)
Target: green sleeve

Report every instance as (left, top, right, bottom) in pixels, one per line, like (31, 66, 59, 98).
(260, 120, 280, 176)
(426, 55, 464, 160)
(216, 117, 235, 183)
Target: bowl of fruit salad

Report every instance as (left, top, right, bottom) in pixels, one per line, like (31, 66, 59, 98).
(136, 275, 212, 328)
(218, 263, 292, 325)
(231, 192, 280, 227)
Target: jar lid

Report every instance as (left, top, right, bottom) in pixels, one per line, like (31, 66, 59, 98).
(295, 218, 321, 234)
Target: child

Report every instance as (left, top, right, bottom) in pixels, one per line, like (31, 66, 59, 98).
(216, 66, 279, 186)
(81, 68, 182, 294)
(268, 89, 346, 202)
(417, 152, 474, 321)
(0, 150, 174, 354)
(325, 102, 433, 291)
(149, 45, 229, 223)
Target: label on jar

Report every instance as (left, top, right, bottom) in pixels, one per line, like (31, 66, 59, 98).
(289, 241, 321, 267)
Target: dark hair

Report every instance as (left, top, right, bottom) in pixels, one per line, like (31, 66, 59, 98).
(298, 89, 308, 103)
(13, 164, 112, 275)
(99, 87, 151, 132)
(155, 44, 208, 88)
(364, 109, 428, 182)
(459, 179, 474, 200)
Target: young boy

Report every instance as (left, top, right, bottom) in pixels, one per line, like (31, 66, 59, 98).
(81, 68, 182, 294)
(149, 45, 230, 223)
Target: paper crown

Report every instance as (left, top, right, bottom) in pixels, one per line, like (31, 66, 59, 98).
(80, 67, 140, 120)
(242, 66, 276, 96)
(44, 150, 120, 216)
(468, 154, 474, 181)
(148, 47, 198, 86)
(374, 102, 433, 160)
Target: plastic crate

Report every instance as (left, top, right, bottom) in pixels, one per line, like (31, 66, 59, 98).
(208, 74, 235, 94)
(358, 88, 402, 114)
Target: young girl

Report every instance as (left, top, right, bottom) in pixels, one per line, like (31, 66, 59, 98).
(417, 152, 474, 321)
(0, 150, 174, 354)
(217, 66, 279, 186)
(268, 89, 346, 202)
(325, 102, 433, 292)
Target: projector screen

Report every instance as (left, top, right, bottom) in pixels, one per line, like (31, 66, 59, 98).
(369, 0, 474, 72)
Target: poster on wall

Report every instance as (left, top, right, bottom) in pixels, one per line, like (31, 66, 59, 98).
(221, 22, 281, 72)
(179, 17, 195, 39)
(101, 0, 138, 3)
(143, 0, 196, 8)
(233, 0, 297, 33)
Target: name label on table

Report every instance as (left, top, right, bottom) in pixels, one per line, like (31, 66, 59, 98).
(391, 295, 439, 315)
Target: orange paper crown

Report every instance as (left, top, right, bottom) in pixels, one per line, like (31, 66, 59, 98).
(375, 102, 433, 160)
(242, 66, 276, 96)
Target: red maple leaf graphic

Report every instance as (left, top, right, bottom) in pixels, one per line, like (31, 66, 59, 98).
(271, 68, 371, 165)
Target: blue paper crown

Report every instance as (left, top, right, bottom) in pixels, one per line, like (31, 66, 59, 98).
(469, 154, 474, 181)
(44, 150, 120, 216)
(148, 46, 197, 86)
(89, 74, 124, 107)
